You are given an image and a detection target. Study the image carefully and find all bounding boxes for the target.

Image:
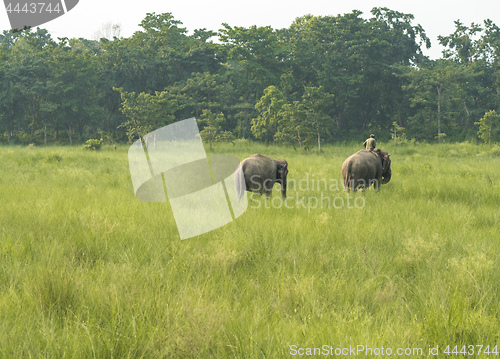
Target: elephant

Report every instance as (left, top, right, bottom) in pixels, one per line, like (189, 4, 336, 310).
(341, 149, 391, 191)
(235, 154, 288, 199)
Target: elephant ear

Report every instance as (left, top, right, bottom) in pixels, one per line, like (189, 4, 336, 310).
(277, 160, 288, 177)
(382, 153, 391, 170)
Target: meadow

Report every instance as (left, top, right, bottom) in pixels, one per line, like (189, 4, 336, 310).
(0, 141, 499, 358)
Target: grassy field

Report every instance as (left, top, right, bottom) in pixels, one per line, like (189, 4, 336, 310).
(0, 141, 499, 358)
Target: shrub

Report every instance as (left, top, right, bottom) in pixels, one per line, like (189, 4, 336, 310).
(84, 138, 103, 151)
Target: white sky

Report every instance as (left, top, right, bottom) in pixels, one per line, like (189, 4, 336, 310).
(2, 0, 500, 59)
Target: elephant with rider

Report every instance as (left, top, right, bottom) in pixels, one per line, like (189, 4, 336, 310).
(342, 149, 391, 191)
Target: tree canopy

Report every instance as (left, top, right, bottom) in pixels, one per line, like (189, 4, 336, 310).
(1, 9, 500, 146)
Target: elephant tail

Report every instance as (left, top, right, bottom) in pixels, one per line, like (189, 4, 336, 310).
(343, 160, 353, 190)
(234, 163, 246, 200)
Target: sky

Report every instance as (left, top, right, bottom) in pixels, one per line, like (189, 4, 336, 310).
(2, 0, 500, 59)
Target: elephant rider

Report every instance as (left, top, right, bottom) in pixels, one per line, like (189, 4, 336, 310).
(363, 134, 376, 151)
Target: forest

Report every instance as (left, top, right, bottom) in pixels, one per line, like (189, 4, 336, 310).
(1, 8, 500, 147)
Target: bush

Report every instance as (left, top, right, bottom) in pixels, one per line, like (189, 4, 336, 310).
(489, 145, 500, 157)
(84, 138, 103, 151)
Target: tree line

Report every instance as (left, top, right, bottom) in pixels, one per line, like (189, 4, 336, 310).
(1, 8, 499, 148)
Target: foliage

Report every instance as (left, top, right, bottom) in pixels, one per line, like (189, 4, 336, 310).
(301, 86, 333, 153)
(476, 110, 500, 143)
(115, 87, 177, 143)
(251, 85, 285, 144)
(276, 101, 311, 150)
(438, 20, 483, 63)
(197, 109, 235, 150)
(83, 138, 103, 151)
(275, 86, 333, 152)
(2, 11, 500, 145)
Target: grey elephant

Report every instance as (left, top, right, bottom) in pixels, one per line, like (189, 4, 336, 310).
(341, 149, 391, 191)
(235, 154, 288, 199)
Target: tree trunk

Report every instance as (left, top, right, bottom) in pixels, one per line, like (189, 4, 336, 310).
(31, 101, 36, 142)
(464, 101, 471, 128)
(317, 124, 321, 154)
(68, 125, 73, 145)
(394, 126, 397, 154)
(273, 120, 277, 146)
(242, 69, 250, 139)
(243, 106, 248, 139)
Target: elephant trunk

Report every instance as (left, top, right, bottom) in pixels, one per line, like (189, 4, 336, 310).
(382, 168, 391, 184)
(281, 177, 287, 198)
(276, 160, 288, 198)
(281, 178, 286, 198)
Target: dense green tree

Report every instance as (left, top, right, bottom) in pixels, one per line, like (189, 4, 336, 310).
(287, 8, 430, 139)
(404, 20, 500, 141)
(251, 86, 286, 144)
(197, 109, 235, 150)
(219, 24, 288, 138)
(287, 12, 365, 132)
(439, 20, 482, 63)
(478, 20, 500, 113)
(301, 86, 333, 153)
(99, 13, 221, 97)
(276, 101, 310, 150)
(371, 7, 430, 65)
(475, 110, 500, 143)
(0, 37, 17, 142)
(7, 29, 56, 142)
(401, 59, 482, 141)
(276, 87, 332, 152)
(171, 72, 225, 118)
(115, 87, 178, 143)
(48, 38, 104, 144)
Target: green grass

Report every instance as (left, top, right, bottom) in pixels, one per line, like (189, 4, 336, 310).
(0, 141, 499, 358)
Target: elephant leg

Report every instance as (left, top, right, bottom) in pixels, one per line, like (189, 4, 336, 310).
(350, 178, 359, 191)
(262, 179, 274, 197)
(354, 178, 365, 192)
(353, 179, 360, 192)
(343, 178, 350, 191)
(254, 191, 264, 199)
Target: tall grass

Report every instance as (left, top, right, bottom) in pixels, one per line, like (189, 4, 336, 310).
(0, 142, 499, 357)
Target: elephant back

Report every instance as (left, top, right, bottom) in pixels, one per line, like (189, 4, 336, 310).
(242, 154, 276, 177)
